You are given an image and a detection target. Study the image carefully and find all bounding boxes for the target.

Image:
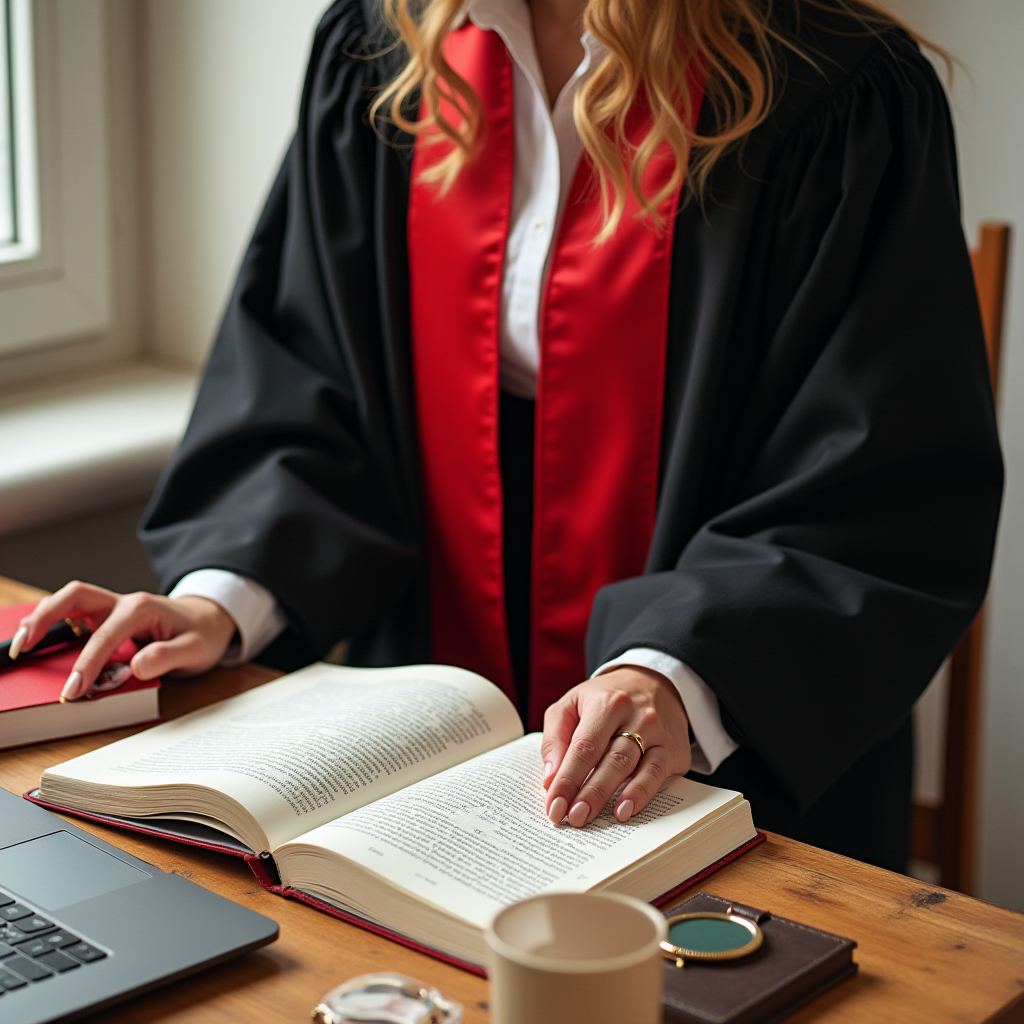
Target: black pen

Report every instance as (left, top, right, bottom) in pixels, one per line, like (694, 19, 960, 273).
(0, 618, 90, 671)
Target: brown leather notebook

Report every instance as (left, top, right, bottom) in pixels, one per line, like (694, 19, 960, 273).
(660, 892, 857, 1024)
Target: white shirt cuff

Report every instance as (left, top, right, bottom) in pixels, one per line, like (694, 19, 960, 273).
(168, 569, 288, 666)
(593, 648, 739, 776)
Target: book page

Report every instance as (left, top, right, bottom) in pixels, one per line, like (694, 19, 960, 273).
(41, 663, 523, 851)
(279, 733, 741, 928)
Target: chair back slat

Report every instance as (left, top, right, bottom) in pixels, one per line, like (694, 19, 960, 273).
(913, 222, 1010, 894)
(971, 223, 1011, 396)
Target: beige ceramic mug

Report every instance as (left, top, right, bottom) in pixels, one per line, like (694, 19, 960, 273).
(484, 892, 668, 1024)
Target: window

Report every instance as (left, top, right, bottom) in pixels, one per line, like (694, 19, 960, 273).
(0, 0, 16, 248)
(0, 0, 38, 264)
(0, 0, 111, 361)
(0, 2, 12, 247)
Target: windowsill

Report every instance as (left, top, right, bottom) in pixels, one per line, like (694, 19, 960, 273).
(0, 360, 197, 537)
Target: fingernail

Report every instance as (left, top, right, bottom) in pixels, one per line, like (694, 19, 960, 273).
(547, 796, 567, 824)
(568, 800, 590, 827)
(60, 671, 85, 703)
(543, 762, 554, 782)
(615, 799, 634, 822)
(8, 626, 28, 660)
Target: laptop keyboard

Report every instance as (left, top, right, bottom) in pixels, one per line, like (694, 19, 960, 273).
(0, 887, 107, 994)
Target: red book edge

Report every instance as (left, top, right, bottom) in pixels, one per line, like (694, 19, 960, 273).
(23, 789, 766, 977)
(0, 602, 161, 746)
(0, 713, 165, 753)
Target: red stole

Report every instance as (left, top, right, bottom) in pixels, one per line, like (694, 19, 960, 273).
(408, 25, 703, 729)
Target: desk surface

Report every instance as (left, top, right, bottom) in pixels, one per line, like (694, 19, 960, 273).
(1, 575, 1022, 1024)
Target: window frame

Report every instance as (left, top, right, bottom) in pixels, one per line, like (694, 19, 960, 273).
(0, 0, 40, 262)
(0, 0, 112, 361)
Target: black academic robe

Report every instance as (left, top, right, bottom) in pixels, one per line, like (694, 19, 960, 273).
(140, 0, 1003, 872)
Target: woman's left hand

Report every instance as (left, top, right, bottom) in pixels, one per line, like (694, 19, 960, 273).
(541, 668, 692, 827)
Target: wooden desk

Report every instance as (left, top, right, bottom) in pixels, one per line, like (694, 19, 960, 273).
(2, 575, 1023, 1024)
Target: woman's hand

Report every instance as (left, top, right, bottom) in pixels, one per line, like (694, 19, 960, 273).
(541, 667, 692, 827)
(11, 581, 238, 701)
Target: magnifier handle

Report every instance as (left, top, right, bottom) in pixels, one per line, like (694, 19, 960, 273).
(726, 901, 771, 924)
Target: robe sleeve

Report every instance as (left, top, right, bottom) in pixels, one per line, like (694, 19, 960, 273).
(140, 0, 419, 660)
(585, 43, 1004, 812)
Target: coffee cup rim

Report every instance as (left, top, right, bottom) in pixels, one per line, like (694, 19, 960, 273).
(484, 892, 668, 974)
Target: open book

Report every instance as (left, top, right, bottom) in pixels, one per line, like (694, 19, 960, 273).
(32, 663, 760, 969)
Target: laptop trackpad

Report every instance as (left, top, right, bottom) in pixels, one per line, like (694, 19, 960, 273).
(0, 831, 150, 910)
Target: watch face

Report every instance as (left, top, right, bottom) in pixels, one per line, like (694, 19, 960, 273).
(313, 972, 463, 1024)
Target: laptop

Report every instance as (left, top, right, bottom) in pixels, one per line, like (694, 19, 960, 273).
(0, 788, 278, 1023)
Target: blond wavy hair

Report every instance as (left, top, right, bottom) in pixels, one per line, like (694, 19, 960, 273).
(371, 0, 924, 241)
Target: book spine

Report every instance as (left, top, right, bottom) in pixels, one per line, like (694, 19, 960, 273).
(653, 832, 766, 909)
(246, 851, 282, 888)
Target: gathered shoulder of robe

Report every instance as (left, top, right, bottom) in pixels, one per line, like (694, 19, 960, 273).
(141, 0, 1003, 870)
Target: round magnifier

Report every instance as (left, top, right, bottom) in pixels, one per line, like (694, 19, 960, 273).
(660, 911, 763, 968)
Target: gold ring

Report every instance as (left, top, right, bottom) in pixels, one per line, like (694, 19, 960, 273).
(620, 731, 645, 757)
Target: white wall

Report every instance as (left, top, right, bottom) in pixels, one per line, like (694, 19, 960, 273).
(142, 0, 329, 365)
(887, 0, 1024, 912)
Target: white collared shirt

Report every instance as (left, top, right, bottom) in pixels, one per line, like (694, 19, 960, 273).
(170, 0, 737, 777)
(470, 0, 596, 399)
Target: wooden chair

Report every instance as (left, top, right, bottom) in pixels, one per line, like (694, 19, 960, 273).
(911, 222, 1011, 894)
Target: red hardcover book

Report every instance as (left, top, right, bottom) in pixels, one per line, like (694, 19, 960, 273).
(23, 663, 764, 973)
(23, 789, 765, 976)
(0, 603, 161, 750)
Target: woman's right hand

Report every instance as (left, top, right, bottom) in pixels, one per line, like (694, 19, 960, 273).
(10, 581, 238, 701)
